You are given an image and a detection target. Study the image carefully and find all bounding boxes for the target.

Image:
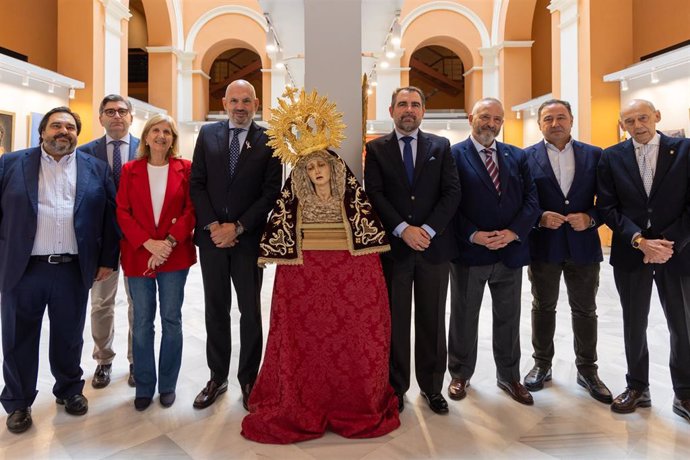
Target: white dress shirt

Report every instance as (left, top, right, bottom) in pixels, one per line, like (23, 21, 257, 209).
(148, 163, 169, 227)
(544, 138, 575, 196)
(105, 133, 132, 169)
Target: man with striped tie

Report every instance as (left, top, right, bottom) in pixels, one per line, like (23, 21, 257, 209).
(79, 94, 140, 390)
(447, 98, 540, 406)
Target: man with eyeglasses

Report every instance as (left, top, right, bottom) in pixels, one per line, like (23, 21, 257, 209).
(79, 94, 140, 390)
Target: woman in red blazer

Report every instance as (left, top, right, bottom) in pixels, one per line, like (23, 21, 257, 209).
(116, 114, 196, 411)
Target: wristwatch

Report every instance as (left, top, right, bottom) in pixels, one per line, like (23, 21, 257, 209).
(235, 221, 245, 236)
(165, 234, 178, 247)
(632, 234, 643, 249)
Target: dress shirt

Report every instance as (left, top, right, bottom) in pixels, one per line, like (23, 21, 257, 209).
(632, 133, 660, 181)
(544, 138, 575, 196)
(470, 135, 498, 168)
(105, 133, 131, 169)
(228, 120, 251, 151)
(147, 163, 169, 227)
(31, 147, 79, 255)
(391, 129, 436, 239)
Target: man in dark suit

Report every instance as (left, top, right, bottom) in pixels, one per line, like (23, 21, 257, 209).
(448, 98, 539, 406)
(79, 94, 140, 389)
(0, 107, 119, 433)
(597, 99, 690, 421)
(365, 86, 461, 414)
(522, 99, 612, 404)
(190, 79, 282, 411)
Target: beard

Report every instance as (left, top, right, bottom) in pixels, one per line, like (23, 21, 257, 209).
(473, 126, 499, 146)
(44, 136, 76, 156)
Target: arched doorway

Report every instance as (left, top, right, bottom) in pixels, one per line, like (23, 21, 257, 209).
(207, 48, 263, 115)
(409, 45, 465, 112)
(127, 0, 148, 101)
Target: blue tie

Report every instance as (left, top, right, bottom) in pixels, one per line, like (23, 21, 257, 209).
(401, 136, 414, 185)
(110, 140, 123, 188)
(229, 128, 244, 178)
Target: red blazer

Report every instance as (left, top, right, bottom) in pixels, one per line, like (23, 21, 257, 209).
(117, 157, 196, 277)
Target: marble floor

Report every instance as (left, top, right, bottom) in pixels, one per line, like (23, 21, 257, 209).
(1, 255, 689, 459)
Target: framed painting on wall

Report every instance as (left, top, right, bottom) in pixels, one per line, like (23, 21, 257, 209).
(28, 112, 44, 148)
(0, 110, 15, 154)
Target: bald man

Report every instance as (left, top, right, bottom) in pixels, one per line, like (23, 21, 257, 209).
(597, 99, 690, 422)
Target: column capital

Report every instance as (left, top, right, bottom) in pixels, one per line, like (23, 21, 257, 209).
(548, 0, 577, 13)
(99, 0, 131, 22)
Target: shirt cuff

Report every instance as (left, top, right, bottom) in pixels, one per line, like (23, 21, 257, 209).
(421, 224, 436, 239)
(393, 222, 409, 238)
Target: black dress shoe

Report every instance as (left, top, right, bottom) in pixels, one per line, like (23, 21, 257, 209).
(576, 372, 613, 404)
(92, 364, 112, 389)
(241, 383, 253, 411)
(498, 379, 534, 405)
(611, 387, 651, 414)
(672, 397, 690, 422)
(160, 392, 176, 408)
(193, 380, 228, 409)
(523, 365, 552, 391)
(421, 392, 449, 414)
(6, 408, 32, 434)
(448, 378, 470, 401)
(56, 393, 88, 415)
(128, 363, 136, 388)
(134, 397, 152, 411)
(395, 392, 404, 413)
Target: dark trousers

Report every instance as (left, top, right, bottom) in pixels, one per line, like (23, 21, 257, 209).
(448, 261, 522, 382)
(613, 264, 690, 399)
(528, 260, 600, 375)
(380, 252, 448, 394)
(199, 245, 263, 387)
(1, 259, 88, 413)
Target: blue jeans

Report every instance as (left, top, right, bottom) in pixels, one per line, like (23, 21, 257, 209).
(128, 269, 189, 398)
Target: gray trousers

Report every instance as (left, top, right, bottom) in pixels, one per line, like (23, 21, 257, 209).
(90, 269, 133, 365)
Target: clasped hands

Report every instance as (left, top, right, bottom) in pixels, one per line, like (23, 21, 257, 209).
(638, 238, 674, 265)
(209, 222, 240, 249)
(473, 229, 518, 250)
(402, 226, 430, 251)
(540, 211, 592, 231)
(143, 238, 174, 271)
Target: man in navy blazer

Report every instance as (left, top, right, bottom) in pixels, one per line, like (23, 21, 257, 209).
(78, 94, 139, 389)
(597, 99, 690, 422)
(523, 99, 612, 404)
(447, 98, 539, 406)
(0, 107, 119, 433)
(190, 80, 282, 411)
(365, 86, 461, 414)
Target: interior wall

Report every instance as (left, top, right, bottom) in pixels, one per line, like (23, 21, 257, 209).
(632, 0, 690, 61)
(0, 0, 58, 70)
(530, 0, 551, 98)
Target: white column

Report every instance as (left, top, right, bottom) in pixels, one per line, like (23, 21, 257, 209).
(375, 65, 403, 120)
(177, 51, 196, 122)
(479, 47, 499, 98)
(549, 0, 579, 138)
(99, 0, 131, 95)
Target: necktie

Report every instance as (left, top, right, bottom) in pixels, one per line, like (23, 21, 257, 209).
(482, 148, 501, 194)
(229, 128, 244, 178)
(401, 136, 414, 185)
(637, 146, 653, 196)
(110, 140, 123, 188)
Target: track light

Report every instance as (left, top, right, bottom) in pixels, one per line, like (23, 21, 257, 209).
(380, 61, 390, 69)
(22, 75, 29, 87)
(620, 79, 629, 91)
(48, 83, 55, 94)
(516, 111, 521, 120)
(68, 88, 75, 99)
(650, 71, 659, 84)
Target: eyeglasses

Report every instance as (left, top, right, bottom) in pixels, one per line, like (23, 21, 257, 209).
(103, 108, 130, 118)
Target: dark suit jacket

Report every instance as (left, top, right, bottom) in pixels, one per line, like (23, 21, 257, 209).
(451, 137, 539, 269)
(526, 140, 603, 265)
(78, 135, 140, 175)
(0, 147, 119, 292)
(190, 121, 282, 250)
(116, 158, 196, 277)
(597, 132, 690, 274)
(364, 130, 461, 264)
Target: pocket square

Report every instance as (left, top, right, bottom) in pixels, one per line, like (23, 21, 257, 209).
(428, 156, 436, 162)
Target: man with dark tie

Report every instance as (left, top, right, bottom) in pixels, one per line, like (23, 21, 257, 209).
(190, 80, 282, 411)
(0, 106, 119, 433)
(447, 98, 539, 406)
(365, 86, 461, 414)
(522, 99, 612, 404)
(597, 99, 690, 421)
(79, 94, 140, 389)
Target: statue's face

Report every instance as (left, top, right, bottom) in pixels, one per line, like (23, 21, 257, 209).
(306, 157, 331, 187)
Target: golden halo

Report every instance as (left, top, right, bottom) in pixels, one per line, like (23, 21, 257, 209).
(266, 87, 346, 166)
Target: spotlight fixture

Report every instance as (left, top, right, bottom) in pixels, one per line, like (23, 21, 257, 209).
(446, 121, 451, 130)
(391, 12, 402, 46)
(380, 61, 390, 69)
(620, 79, 629, 91)
(367, 122, 374, 133)
(367, 87, 373, 95)
(22, 75, 29, 87)
(650, 71, 659, 84)
(144, 112, 149, 120)
(68, 88, 76, 99)
(48, 83, 55, 94)
(385, 43, 395, 59)
(529, 106, 536, 117)
(516, 111, 521, 120)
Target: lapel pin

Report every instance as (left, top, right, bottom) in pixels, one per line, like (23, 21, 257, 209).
(245, 141, 252, 150)
(670, 149, 675, 155)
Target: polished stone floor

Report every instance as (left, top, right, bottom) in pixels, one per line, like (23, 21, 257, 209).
(1, 256, 689, 459)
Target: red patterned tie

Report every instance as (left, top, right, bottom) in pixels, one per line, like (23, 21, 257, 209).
(482, 148, 500, 194)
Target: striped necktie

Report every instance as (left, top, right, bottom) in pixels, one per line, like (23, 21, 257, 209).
(482, 148, 500, 194)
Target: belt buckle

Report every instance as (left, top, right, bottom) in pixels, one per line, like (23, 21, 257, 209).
(47, 254, 61, 264)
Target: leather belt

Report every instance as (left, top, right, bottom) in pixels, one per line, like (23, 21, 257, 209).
(32, 254, 78, 264)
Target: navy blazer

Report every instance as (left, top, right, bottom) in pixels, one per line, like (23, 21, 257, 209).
(451, 137, 539, 269)
(526, 140, 603, 265)
(365, 130, 461, 264)
(190, 121, 282, 250)
(0, 147, 120, 292)
(597, 132, 690, 274)
(79, 135, 140, 178)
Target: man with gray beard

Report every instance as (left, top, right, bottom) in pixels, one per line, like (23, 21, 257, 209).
(446, 98, 540, 406)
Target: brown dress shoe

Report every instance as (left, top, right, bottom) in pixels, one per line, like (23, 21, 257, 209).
(672, 397, 690, 422)
(448, 378, 470, 400)
(576, 372, 613, 404)
(6, 408, 32, 434)
(241, 383, 253, 411)
(610, 388, 651, 413)
(193, 380, 228, 409)
(92, 364, 112, 389)
(497, 379, 534, 405)
(523, 366, 551, 391)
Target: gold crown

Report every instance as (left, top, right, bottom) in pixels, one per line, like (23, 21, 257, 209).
(266, 87, 346, 165)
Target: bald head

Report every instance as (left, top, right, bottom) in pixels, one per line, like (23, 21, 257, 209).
(223, 79, 259, 126)
(619, 99, 660, 145)
(471, 97, 503, 117)
(468, 98, 504, 147)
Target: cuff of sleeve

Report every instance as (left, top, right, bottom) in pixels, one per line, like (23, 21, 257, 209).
(393, 222, 409, 238)
(421, 224, 436, 239)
